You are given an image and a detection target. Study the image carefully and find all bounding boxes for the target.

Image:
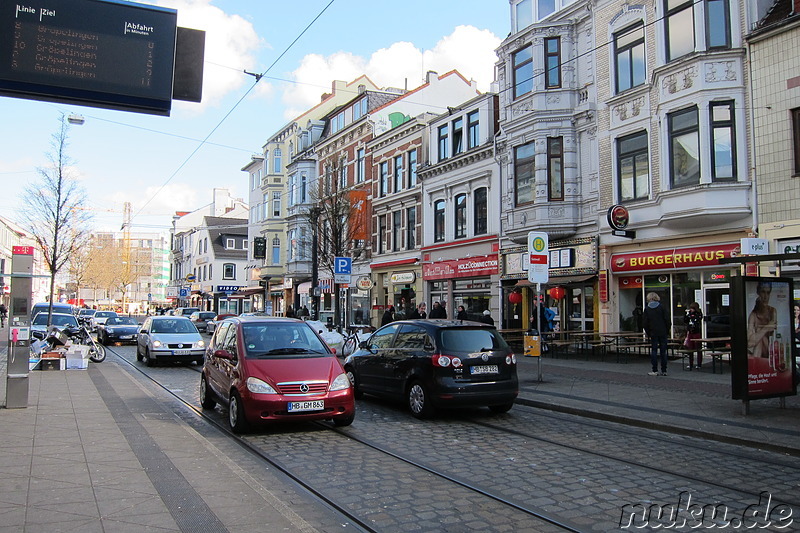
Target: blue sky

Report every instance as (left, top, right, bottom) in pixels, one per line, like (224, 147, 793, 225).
(0, 0, 509, 233)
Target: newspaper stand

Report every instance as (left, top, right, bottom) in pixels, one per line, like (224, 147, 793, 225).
(524, 330, 543, 382)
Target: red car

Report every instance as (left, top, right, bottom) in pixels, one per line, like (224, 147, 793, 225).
(200, 316, 355, 432)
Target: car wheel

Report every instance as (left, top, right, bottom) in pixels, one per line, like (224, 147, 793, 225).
(345, 367, 363, 399)
(144, 348, 155, 367)
(136, 344, 143, 362)
(407, 380, 435, 419)
(489, 403, 514, 414)
(200, 374, 216, 410)
(333, 412, 355, 427)
(229, 391, 249, 433)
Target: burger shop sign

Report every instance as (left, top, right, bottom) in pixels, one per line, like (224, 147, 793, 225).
(423, 254, 499, 280)
(610, 243, 742, 273)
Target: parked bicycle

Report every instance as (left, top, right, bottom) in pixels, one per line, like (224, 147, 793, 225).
(340, 325, 373, 356)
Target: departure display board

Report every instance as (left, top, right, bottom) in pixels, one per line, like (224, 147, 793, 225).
(0, 0, 177, 115)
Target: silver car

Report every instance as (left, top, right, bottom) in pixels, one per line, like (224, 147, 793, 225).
(136, 316, 205, 367)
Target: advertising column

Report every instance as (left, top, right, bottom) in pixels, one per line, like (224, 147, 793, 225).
(6, 246, 34, 409)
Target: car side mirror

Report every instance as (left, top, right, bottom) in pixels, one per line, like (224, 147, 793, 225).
(213, 349, 233, 360)
(139, 329, 148, 334)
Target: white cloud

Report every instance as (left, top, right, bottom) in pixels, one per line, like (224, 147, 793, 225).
(154, 0, 265, 112)
(110, 183, 199, 219)
(283, 25, 500, 119)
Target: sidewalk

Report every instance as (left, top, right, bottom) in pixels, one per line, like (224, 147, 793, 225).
(2, 331, 800, 531)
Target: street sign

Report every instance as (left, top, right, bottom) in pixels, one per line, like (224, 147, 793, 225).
(179, 288, 189, 298)
(334, 256, 351, 284)
(527, 231, 549, 284)
(185, 274, 196, 283)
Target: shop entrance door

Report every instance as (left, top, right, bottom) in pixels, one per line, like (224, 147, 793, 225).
(702, 284, 730, 338)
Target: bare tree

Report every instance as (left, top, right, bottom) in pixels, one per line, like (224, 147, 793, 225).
(66, 239, 92, 305)
(20, 113, 92, 323)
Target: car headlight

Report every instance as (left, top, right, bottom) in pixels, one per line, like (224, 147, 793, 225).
(152, 340, 162, 348)
(246, 377, 277, 394)
(329, 373, 351, 391)
(196, 339, 205, 348)
(106, 328, 114, 334)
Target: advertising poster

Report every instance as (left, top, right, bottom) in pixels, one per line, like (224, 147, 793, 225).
(732, 277, 797, 400)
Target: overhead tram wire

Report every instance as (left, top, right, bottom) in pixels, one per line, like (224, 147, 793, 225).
(129, 0, 337, 228)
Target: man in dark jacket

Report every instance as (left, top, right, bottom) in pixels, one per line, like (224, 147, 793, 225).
(429, 301, 447, 319)
(381, 306, 395, 326)
(642, 292, 670, 376)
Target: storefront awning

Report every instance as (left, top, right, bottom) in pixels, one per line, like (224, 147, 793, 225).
(228, 287, 264, 298)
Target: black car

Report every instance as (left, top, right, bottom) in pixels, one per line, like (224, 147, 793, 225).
(344, 319, 518, 418)
(97, 316, 140, 345)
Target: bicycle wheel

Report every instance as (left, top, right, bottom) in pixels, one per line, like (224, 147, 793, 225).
(342, 336, 357, 355)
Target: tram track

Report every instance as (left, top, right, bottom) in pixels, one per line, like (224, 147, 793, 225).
(105, 347, 584, 532)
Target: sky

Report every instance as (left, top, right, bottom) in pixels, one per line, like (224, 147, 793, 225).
(0, 0, 509, 236)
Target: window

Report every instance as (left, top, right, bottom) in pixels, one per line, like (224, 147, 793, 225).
(544, 37, 561, 89)
(226, 238, 235, 249)
(710, 101, 736, 181)
(474, 187, 487, 235)
(223, 263, 235, 279)
(394, 155, 403, 193)
(353, 98, 367, 120)
(273, 148, 282, 173)
(406, 206, 416, 249)
(378, 214, 387, 254)
(513, 46, 533, 98)
(793, 108, 800, 175)
(514, 141, 535, 205)
(617, 131, 649, 201)
(339, 158, 347, 189)
(614, 22, 645, 93)
(547, 137, 564, 200)
(665, 0, 694, 61)
(706, 0, 731, 49)
(454, 194, 467, 239)
(288, 175, 296, 207)
(538, 0, 556, 19)
(392, 211, 401, 251)
(300, 173, 307, 203)
(434, 200, 446, 242)
(331, 111, 345, 133)
(272, 237, 280, 265)
(515, 0, 532, 32)
(467, 111, 480, 149)
(379, 161, 388, 197)
(669, 106, 700, 187)
(208, 264, 212, 279)
(452, 117, 464, 155)
(272, 191, 281, 217)
(438, 125, 449, 161)
(262, 193, 268, 221)
(356, 148, 365, 183)
(408, 149, 417, 188)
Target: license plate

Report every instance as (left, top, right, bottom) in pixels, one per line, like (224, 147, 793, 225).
(120, 335, 132, 340)
(470, 365, 498, 375)
(287, 400, 324, 412)
(173, 349, 191, 355)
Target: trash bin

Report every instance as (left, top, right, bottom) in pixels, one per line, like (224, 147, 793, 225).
(524, 329, 541, 357)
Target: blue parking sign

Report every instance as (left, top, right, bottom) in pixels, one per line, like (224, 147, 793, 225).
(334, 257, 352, 275)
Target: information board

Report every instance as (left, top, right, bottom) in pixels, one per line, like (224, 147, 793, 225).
(0, 0, 177, 115)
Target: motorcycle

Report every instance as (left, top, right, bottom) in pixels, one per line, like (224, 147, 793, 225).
(35, 324, 107, 363)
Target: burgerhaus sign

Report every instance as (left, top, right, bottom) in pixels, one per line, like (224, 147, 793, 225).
(610, 243, 741, 273)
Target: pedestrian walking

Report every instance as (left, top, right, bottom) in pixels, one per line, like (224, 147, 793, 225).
(479, 310, 495, 326)
(643, 292, 670, 376)
(683, 302, 703, 370)
(429, 301, 447, 319)
(409, 303, 427, 319)
(381, 305, 395, 326)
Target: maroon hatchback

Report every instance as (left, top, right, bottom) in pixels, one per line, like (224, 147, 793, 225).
(200, 316, 355, 433)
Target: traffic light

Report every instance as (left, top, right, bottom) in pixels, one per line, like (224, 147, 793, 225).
(253, 236, 266, 259)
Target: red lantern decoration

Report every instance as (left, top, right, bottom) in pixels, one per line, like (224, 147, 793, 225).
(508, 291, 523, 304)
(549, 286, 567, 300)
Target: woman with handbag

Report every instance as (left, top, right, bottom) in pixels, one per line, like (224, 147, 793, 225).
(684, 302, 703, 370)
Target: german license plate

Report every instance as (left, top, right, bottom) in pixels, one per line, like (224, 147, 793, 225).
(471, 365, 498, 375)
(120, 335, 132, 340)
(173, 349, 190, 355)
(288, 400, 324, 412)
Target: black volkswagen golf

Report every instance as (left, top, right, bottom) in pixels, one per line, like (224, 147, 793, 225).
(343, 319, 518, 418)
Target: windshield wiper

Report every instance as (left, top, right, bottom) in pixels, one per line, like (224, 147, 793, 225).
(263, 347, 323, 355)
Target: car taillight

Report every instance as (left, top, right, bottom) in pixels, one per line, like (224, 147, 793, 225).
(432, 354, 461, 368)
(505, 354, 517, 365)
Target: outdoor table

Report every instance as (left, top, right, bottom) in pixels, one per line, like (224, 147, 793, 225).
(695, 337, 732, 373)
(600, 332, 647, 362)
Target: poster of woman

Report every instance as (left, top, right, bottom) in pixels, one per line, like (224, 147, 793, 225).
(744, 279, 794, 397)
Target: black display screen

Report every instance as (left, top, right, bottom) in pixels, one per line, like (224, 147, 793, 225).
(0, 0, 177, 115)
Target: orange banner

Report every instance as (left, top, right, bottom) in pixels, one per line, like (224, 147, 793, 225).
(349, 189, 368, 241)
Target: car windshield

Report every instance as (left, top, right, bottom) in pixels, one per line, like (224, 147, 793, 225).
(241, 323, 328, 358)
(79, 310, 95, 316)
(107, 317, 137, 326)
(96, 311, 116, 318)
(150, 319, 197, 334)
(33, 314, 78, 327)
(198, 312, 215, 320)
(440, 329, 507, 352)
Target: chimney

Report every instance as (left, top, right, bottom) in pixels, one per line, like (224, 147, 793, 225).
(426, 70, 438, 84)
(358, 84, 366, 94)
